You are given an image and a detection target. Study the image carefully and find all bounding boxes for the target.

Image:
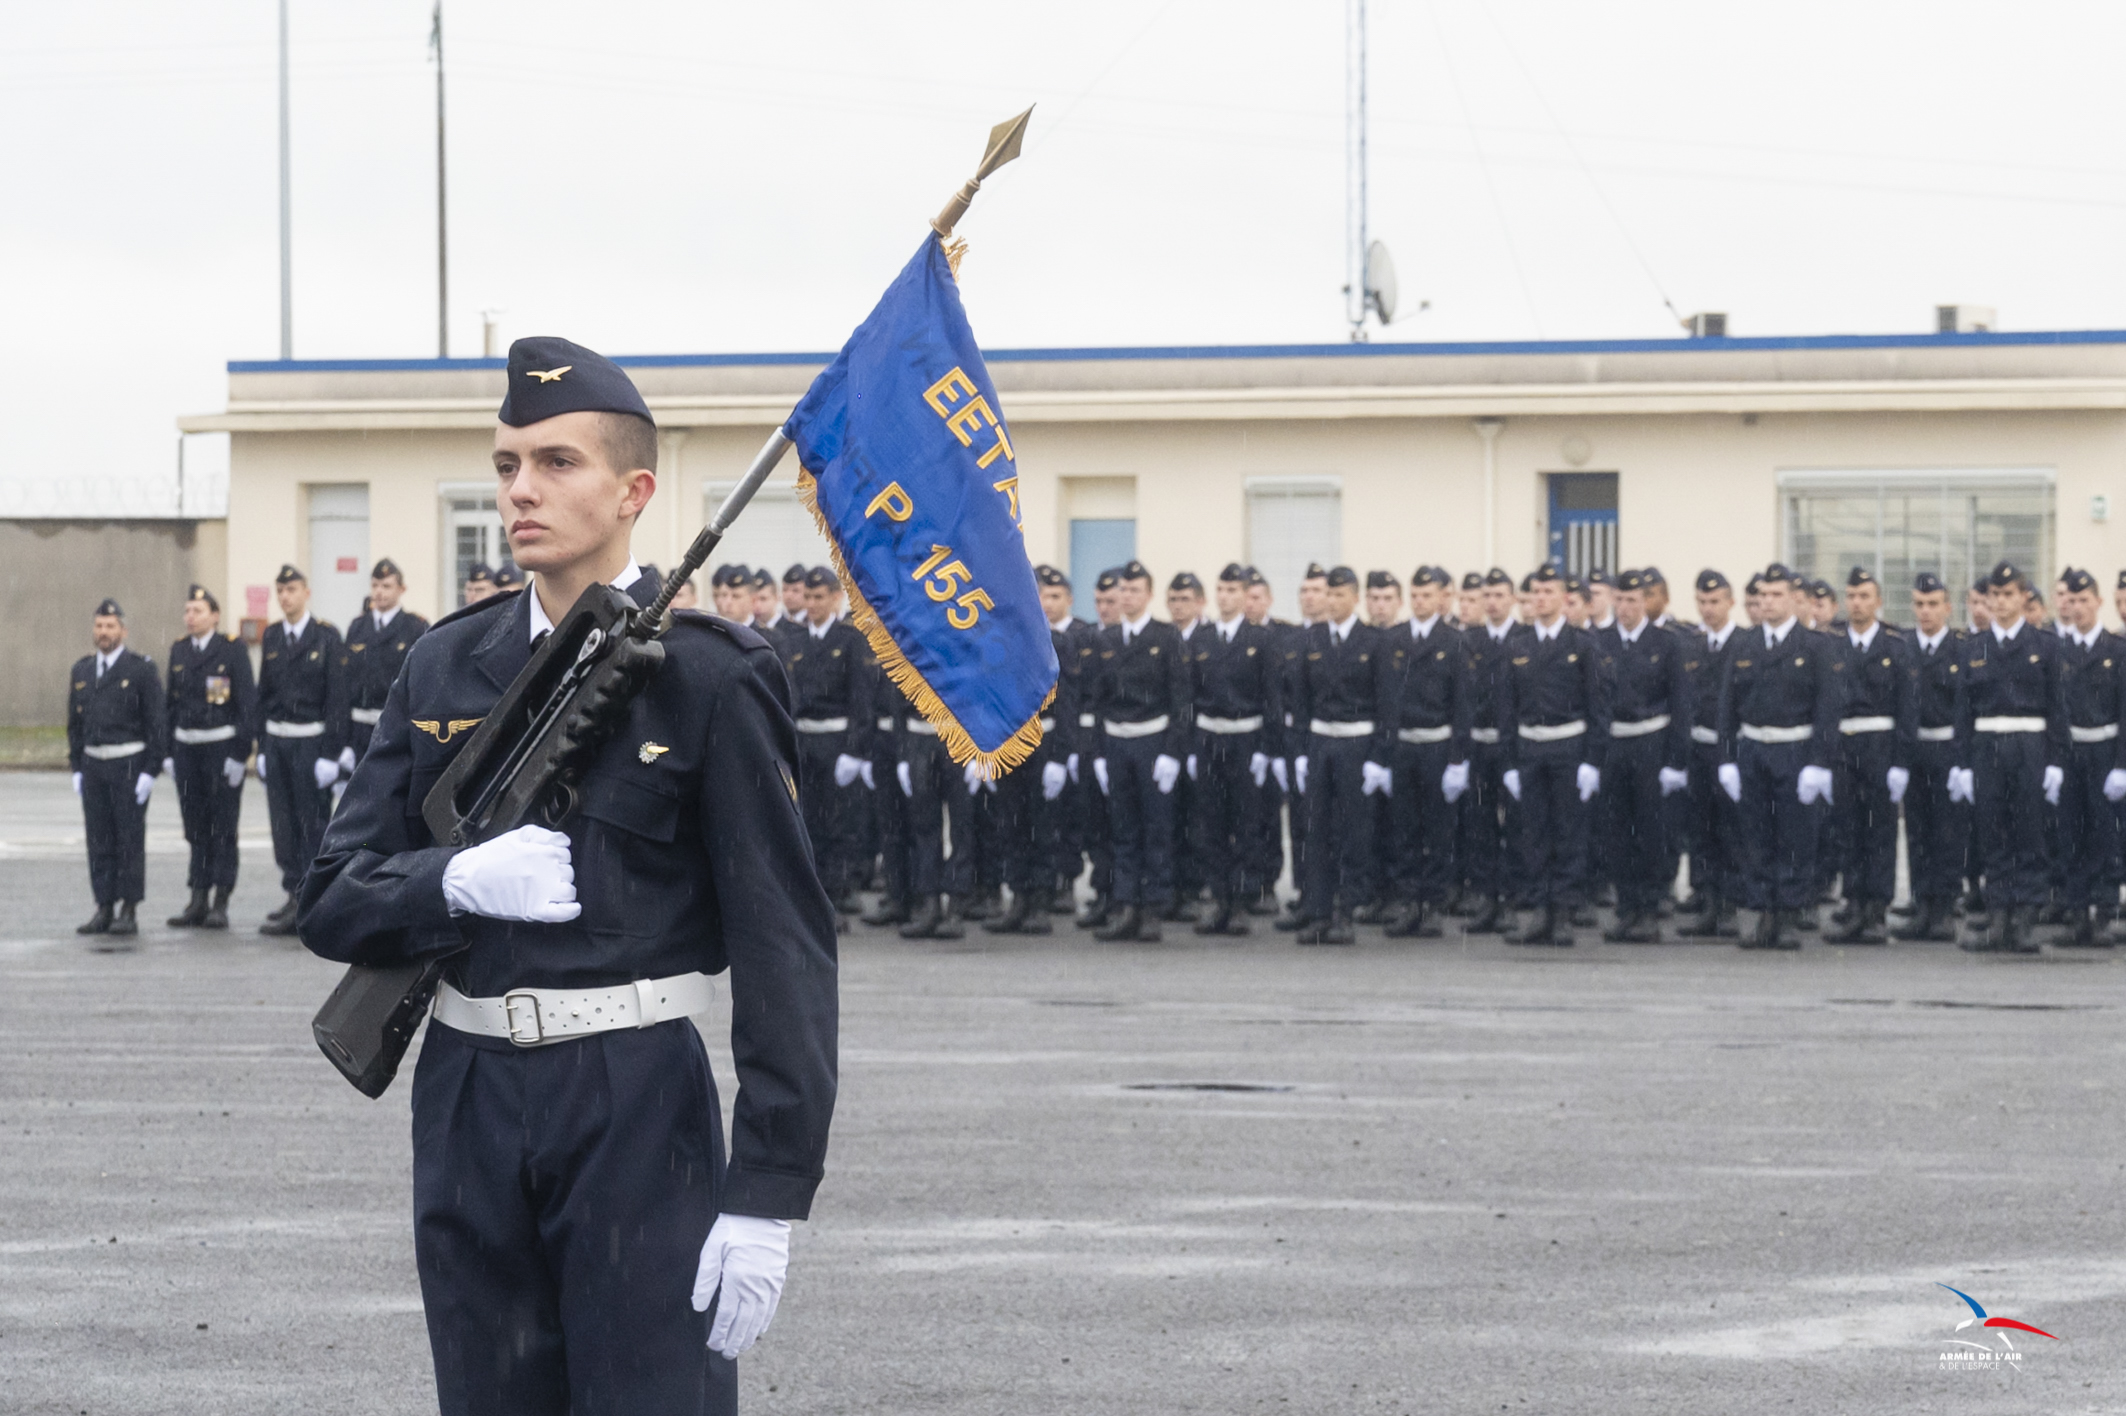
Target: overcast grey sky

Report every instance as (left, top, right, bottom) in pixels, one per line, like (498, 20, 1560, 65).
(6, 1, 2125, 509)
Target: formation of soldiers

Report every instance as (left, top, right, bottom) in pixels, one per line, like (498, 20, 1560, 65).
(68, 547, 2123, 958)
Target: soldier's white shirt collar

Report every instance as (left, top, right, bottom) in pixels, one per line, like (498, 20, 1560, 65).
(1704, 621, 1735, 652)
(2067, 623, 2102, 650)
(1121, 609, 1153, 641)
(283, 612, 312, 640)
(1408, 613, 1441, 640)
(807, 616, 835, 640)
(1218, 613, 1244, 643)
(1763, 616, 1798, 648)
(1616, 618, 1647, 646)
(371, 604, 400, 631)
(95, 646, 123, 675)
(527, 560, 641, 642)
(1992, 617, 2025, 645)
(1592, 612, 1616, 631)
(1848, 621, 1880, 653)
(189, 632, 213, 652)
(1329, 611, 1360, 643)
(1532, 615, 1565, 643)
(1917, 626, 1948, 653)
(1176, 618, 1200, 641)
(1050, 614, 1073, 633)
(1486, 620, 1513, 642)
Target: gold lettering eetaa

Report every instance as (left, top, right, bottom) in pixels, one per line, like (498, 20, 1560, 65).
(923, 367, 978, 417)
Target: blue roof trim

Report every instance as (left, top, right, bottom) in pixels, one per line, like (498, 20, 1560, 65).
(229, 328, 2126, 374)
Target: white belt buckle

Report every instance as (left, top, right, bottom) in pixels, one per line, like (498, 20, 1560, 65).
(503, 991, 544, 1046)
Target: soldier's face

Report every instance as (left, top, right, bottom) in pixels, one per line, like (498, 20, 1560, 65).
(1409, 583, 1441, 620)
(1213, 581, 1244, 619)
(1298, 579, 1327, 620)
(462, 578, 494, 605)
(1243, 584, 1272, 622)
(1040, 584, 1074, 623)
(804, 585, 836, 624)
(492, 412, 655, 576)
(1530, 580, 1565, 622)
(1967, 590, 1991, 629)
(369, 574, 403, 613)
(1844, 582, 1879, 627)
(1481, 585, 1513, 624)
(1587, 584, 1613, 619)
(2115, 586, 2126, 623)
(2061, 587, 2099, 633)
(1987, 584, 2025, 625)
(276, 579, 309, 619)
(1118, 577, 1152, 619)
(1167, 588, 1203, 624)
(669, 579, 699, 610)
(1323, 582, 1358, 622)
(1094, 588, 1120, 626)
(753, 585, 777, 621)
(182, 599, 217, 637)
(1695, 587, 1731, 629)
(1365, 585, 1401, 625)
(1759, 581, 1795, 623)
(1644, 584, 1669, 619)
(1912, 590, 1949, 635)
(2025, 593, 2048, 628)
(91, 614, 125, 653)
(783, 582, 806, 617)
(1616, 588, 1647, 629)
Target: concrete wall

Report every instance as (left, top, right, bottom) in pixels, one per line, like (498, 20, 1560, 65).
(0, 519, 228, 727)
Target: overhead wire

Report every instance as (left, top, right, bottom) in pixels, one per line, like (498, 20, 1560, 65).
(1426, 0, 1545, 337)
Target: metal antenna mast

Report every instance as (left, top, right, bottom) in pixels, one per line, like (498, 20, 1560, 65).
(278, 0, 292, 360)
(431, 1, 449, 358)
(1344, 0, 1369, 342)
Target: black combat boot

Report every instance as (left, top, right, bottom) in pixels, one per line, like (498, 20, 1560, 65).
(201, 886, 231, 930)
(1318, 910, 1355, 945)
(1093, 905, 1143, 943)
(1568, 904, 1597, 929)
(1134, 908, 1164, 942)
(1891, 898, 1952, 943)
(167, 888, 209, 928)
(1076, 893, 1113, 930)
(1016, 890, 1054, 936)
(898, 896, 944, 938)
(1162, 897, 1198, 923)
(1382, 902, 1424, 938)
(1048, 881, 1078, 914)
(264, 891, 298, 924)
(1675, 895, 1720, 939)
(1244, 885, 1277, 917)
(1507, 907, 1554, 946)
(1194, 900, 1235, 936)
(1351, 901, 1390, 926)
(863, 894, 909, 927)
(831, 889, 862, 916)
(1958, 882, 1984, 915)
(1445, 886, 1469, 916)
(77, 903, 113, 935)
(260, 892, 300, 936)
(1464, 896, 1505, 935)
(1826, 900, 1886, 945)
(1604, 910, 1659, 943)
(1789, 905, 1818, 934)
(2005, 907, 2041, 954)
(961, 887, 1000, 922)
(984, 890, 1032, 936)
(2063, 908, 2099, 948)
(1960, 910, 2008, 953)
(108, 902, 139, 937)
(1273, 904, 1313, 933)
(1741, 910, 1779, 950)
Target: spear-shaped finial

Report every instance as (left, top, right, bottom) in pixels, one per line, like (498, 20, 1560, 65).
(931, 106, 1034, 240)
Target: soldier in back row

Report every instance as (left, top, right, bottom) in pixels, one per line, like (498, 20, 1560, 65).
(255, 564, 348, 937)
(1593, 568, 1691, 943)
(341, 558, 428, 767)
(68, 598, 165, 942)
(1182, 563, 1283, 937)
(163, 585, 253, 931)
(1086, 560, 1192, 943)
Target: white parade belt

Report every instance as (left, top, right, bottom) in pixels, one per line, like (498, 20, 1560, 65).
(433, 972, 714, 1048)
(1517, 720, 1585, 743)
(1199, 714, 1264, 735)
(1690, 725, 1719, 746)
(82, 741, 146, 761)
(795, 717, 850, 734)
(1309, 718, 1375, 739)
(1396, 724, 1452, 745)
(1610, 714, 1671, 740)
(1105, 715, 1170, 739)
(1974, 716, 2046, 734)
(1740, 723, 1813, 744)
(904, 718, 938, 736)
(1916, 725, 1955, 743)
(1838, 715, 1894, 735)
(1467, 727, 1500, 745)
(173, 725, 237, 745)
(350, 707, 384, 726)
(2071, 723, 2119, 744)
(265, 720, 325, 738)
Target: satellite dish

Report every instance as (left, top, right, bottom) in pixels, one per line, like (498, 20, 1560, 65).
(1365, 240, 1398, 325)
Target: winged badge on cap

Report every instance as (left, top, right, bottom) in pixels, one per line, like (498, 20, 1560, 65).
(527, 366, 571, 383)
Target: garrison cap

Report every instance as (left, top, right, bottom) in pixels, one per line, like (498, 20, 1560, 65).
(1806, 579, 1834, 599)
(1518, 573, 1535, 593)
(1584, 567, 1613, 588)
(783, 562, 809, 585)
(2118, 569, 2126, 590)
(2026, 584, 2046, 605)
(1120, 559, 1152, 582)
(1217, 562, 1248, 584)
(2062, 566, 2097, 595)
(1912, 571, 1946, 595)
(1744, 573, 1765, 594)
(751, 568, 775, 589)
(1640, 566, 1667, 586)
(1411, 566, 1448, 589)
(1615, 568, 1648, 592)
(1760, 562, 1796, 585)
(1303, 562, 1329, 581)
(1987, 560, 2024, 590)
(94, 597, 123, 618)
(1695, 569, 1730, 594)
(1531, 562, 1564, 584)
(497, 336, 654, 430)
(1034, 564, 1070, 589)
(274, 563, 306, 585)
(1846, 565, 1877, 588)
(709, 563, 741, 588)
(1483, 567, 1514, 588)
(185, 583, 219, 612)
(1973, 575, 1992, 593)
(1324, 565, 1359, 588)
(1244, 566, 1269, 587)
(370, 558, 403, 581)
(1364, 569, 1398, 590)
(803, 566, 836, 590)
(493, 566, 523, 590)
(1169, 571, 1204, 593)
(465, 563, 495, 584)
(1461, 571, 1485, 591)
(1564, 576, 1587, 597)
(1095, 568, 1122, 592)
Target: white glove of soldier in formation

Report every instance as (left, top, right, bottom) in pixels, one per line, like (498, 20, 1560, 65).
(1249, 752, 1270, 788)
(1093, 758, 1110, 795)
(1293, 756, 1309, 794)
(223, 757, 247, 789)
(1576, 763, 1601, 802)
(1041, 762, 1068, 800)
(2042, 764, 2065, 806)
(1501, 768, 1522, 801)
(442, 825, 580, 923)
(1946, 766, 1974, 803)
(1796, 764, 1834, 806)
(1152, 754, 1181, 794)
(1717, 763, 1742, 803)
(1885, 766, 1910, 804)
(1360, 761, 1392, 797)
(1270, 757, 1288, 792)
(833, 754, 863, 788)
(134, 772, 155, 806)
(897, 761, 914, 798)
(312, 756, 340, 791)
(691, 1213, 790, 1360)
(1441, 760, 1470, 803)
(1657, 766, 1689, 797)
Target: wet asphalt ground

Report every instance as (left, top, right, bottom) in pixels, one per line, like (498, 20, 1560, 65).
(1, 771, 2121, 1415)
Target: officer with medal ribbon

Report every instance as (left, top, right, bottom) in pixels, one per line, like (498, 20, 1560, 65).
(163, 585, 254, 931)
(255, 563, 349, 935)
(1087, 560, 1192, 942)
(1594, 569, 1692, 942)
(1715, 563, 1841, 949)
(782, 565, 874, 923)
(68, 598, 166, 942)
(1677, 570, 1744, 938)
(1182, 563, 1283, 936)
(1890, 573, 1966, 942)
(1286, 565, 1394, 944)
(341, 558, 429, 767)
(300, 337, 836, 1412)
(1822, 566, 1917, 945)
(1379, 565, 1469, 939)
(2050, 566, 2126, 947)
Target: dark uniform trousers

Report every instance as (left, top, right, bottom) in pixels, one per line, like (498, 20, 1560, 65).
(870, 716, 909, 904)
(1386, 738, 1455, 906)
(1604, 734, 1668, 916)
(263, 732, 335, 893)
(1905, 737, 1965, 906)
(794, 731, 858, 898)
(81, 752, 151, 906)
(2060, 739, 2119, 910)
(1834, 728, 1899, 903)
(1104, 731, 1177, 908)
(993, 722, 1062, 896)
(1738, 740, 1820, 911)
(1302, 733, 1376, 915)
(172, 745, 243, 890)
(1460, 736, 1507, 903)
(1512, 738, 1590, 909)
(1082, 720, 1114, 899)
(1192, 728, 1264, 906)
(1685, 737, 1740, 902)
(903, 730, 974, 901)
(1974, 732, 2051, 909)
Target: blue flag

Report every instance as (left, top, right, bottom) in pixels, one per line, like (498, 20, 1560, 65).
(784, 234, 1058, 776)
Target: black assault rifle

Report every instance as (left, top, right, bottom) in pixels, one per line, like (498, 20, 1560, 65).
(310, 428, 794, 1097)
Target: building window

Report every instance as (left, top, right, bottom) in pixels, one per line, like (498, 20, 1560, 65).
(1779, 469, 2055, 598)
(440, 483, 517, 608)
(1068, 519, 1136, 621)
(1246, 477, 1341, 622)
(701, 481, 833, 590)
(1546, 473, 1618, 580)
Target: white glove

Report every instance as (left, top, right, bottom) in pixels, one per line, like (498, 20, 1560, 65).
(1186, 753, 1199, 782)
(1886, 766, 1910, 804)
(163, 756, 176, 778)
(1718, 762, 1742, 803)
(1658, 766, 1689, 797)
(255, 753, 267, 782)
(134, 772, 154, 806)
(338, 746, 357, 776)
(963, 759, 983, 794)
(1152, 754, 1181, 794)
(1041, 761, 1068, 800)
(223, 757, 246, 789)
(1502, 768, 1522, 801)
(1361, 760, 1392, 797)
(1441, 760, 1470, 803)
(312, 756, 339, 791)
(441, 824, 580, 922)
(2043, 764, 2064, 805)
(1271, 757, 1288, 792)
(2106, 768, 2126, 803)
(858, 760, 876, 791)
(1797, 764, 1834, 806)
(833, 754, 863, 788)
(691, 1213, 790, 1360)
(1947, 766, 1974, 803)
(1093, 758, 1110, 795)
(1067, 752, 1080, 785)
(71, 771, 82, 795)
(1576, 763, 1600, 802)
(1294, 755, 1309, 794)
(896, 761, 913, 797)
(1249, 752, 1269, 787)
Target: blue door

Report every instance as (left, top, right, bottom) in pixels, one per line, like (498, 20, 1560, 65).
(1547, 473, 1618, 579)
(1069, 518, 1136, 622)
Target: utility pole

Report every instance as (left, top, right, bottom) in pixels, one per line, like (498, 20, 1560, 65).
(278, 0, 292, 360)
(1344, 0, 1367, 342)
(431, 1, 449, 358)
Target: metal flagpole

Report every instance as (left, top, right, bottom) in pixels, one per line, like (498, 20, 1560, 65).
(278, 0, 292, 360)
(1344, 0, 1367, 341)
(432, 1, 448, 358)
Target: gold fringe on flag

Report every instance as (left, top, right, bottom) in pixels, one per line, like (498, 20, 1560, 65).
(794, 467, 1053, 780)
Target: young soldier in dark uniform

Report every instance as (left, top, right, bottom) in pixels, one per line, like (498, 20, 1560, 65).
(1677, 570, 1745, 938)
(1822, 567, 1917, 945)
(1715, 564, 1841, 950)
(781, 562, 809, 623)
(1088, 560, 1191, 942)
(983, 570, 1075, 936)
(1287, 566, 1393, 945)
(1594, 569, 1692, 942)
(1495, 564, 1609, 946)
(163, 585, 254, 930)
(895, 692, 976, 940)
(1183, 563, 1283, 937)
(783, 566, 874, 923)
(1036, 566, 1092, 913)
(460, 562, 498, 605)
(1241, 568, 1292, 914)
(1457, 568, 1520, 934)
(2049, 566, 2126, 946)
(1891, 573, 1965, 942)
(1075, 568, 1124, 928)
(1357, 570, 1407, 921)
(1381, 566, 1469, 939)
(68, 598, 165, 941)
(342, 558, 429, 767)
(1165, 570, 1210, 920)
(255, 564, 348, 936)
(300, 337, 835, 1414)
(1271, 563, 1333, 929)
